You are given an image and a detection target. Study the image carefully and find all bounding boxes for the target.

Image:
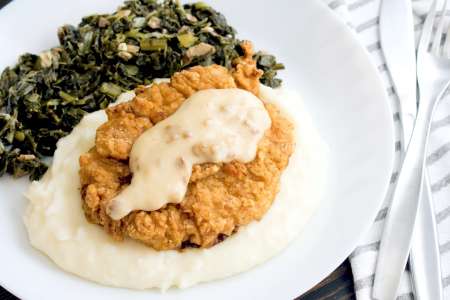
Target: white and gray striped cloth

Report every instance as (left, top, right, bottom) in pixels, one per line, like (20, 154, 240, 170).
(323, 0, 450, 299)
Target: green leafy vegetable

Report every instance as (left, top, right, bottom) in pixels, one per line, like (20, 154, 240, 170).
(177, 32, 198, 48)
(0, 0, 284, 180)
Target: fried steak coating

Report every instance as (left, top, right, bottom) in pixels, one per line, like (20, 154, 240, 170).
(79, 42, 295, 250)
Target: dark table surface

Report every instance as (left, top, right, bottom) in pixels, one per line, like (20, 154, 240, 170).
(0, 0, 356, 298)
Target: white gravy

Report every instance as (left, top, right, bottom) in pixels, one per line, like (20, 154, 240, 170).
(107, 88, 271, 220)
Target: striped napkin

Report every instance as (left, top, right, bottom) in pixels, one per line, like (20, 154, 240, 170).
(323, 0, 450, 299)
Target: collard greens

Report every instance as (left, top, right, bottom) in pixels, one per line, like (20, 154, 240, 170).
(0, 0, 284, 180)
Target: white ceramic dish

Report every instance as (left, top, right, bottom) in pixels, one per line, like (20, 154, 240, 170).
(0, 0, 394, 299)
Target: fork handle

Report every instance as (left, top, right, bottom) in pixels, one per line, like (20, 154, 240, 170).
(410, 172, 444, 300)
(372, 83, 449, 300)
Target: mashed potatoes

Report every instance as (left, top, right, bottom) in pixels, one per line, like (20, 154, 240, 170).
(23, 85, 328, 290)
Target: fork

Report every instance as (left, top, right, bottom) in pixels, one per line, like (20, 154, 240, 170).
(373, 0, 450, 299)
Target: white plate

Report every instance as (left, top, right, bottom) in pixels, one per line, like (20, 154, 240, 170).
(0, 0, 394, 299)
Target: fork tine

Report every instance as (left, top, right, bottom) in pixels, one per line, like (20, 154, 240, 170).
(443, 1, 450, 57)
(432, 0, 448, 55)
(420, 0, 438, 54)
